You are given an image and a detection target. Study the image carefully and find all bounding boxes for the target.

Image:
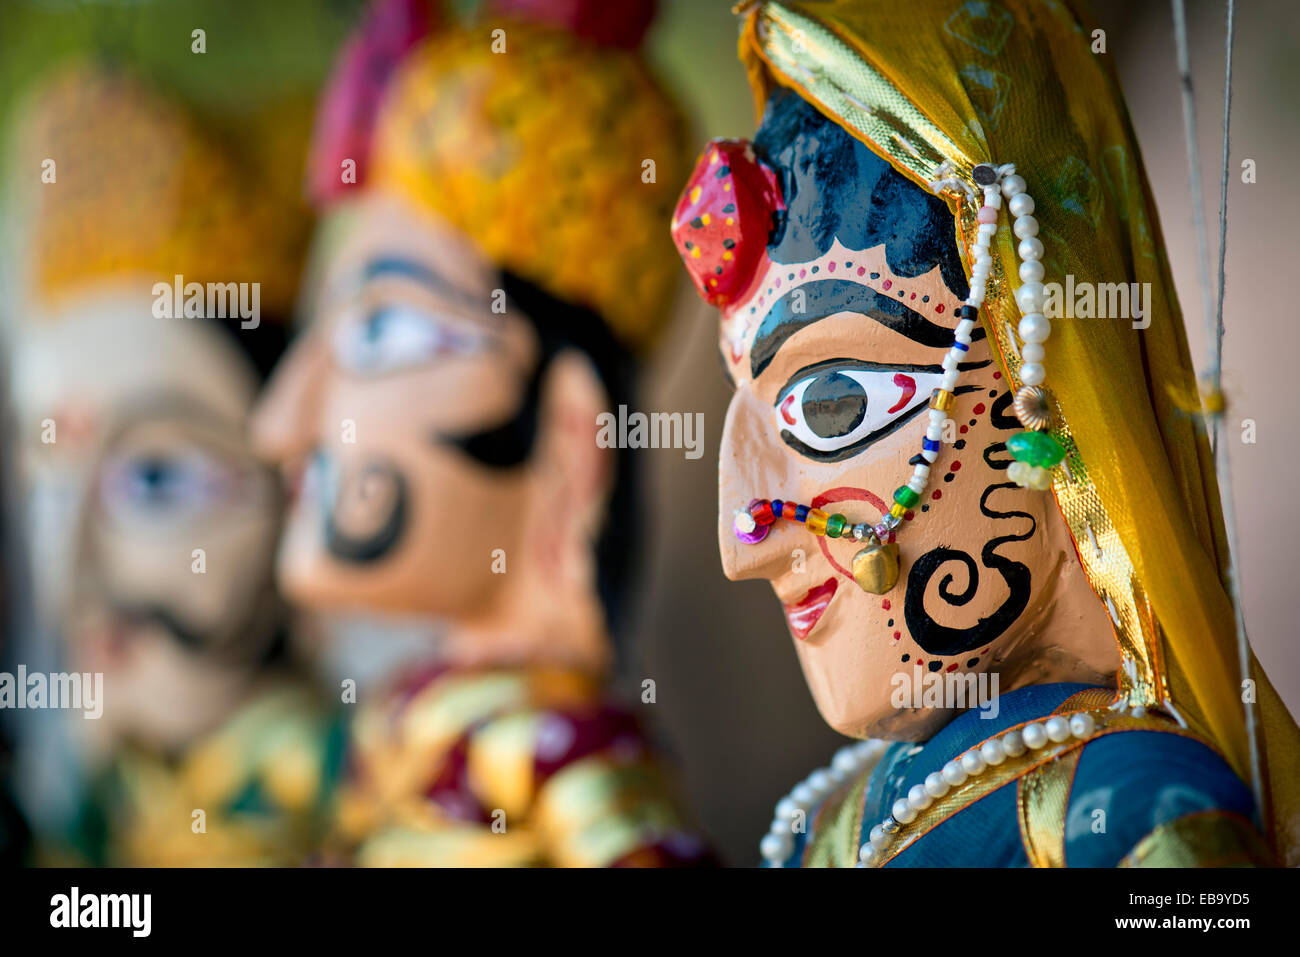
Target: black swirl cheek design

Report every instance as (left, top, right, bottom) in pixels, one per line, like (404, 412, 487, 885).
(989, 389, 1023, 432)
(902, 486, 1035, 657)
(982, 391, 1022, 470)
(903, 389, 1034, 657)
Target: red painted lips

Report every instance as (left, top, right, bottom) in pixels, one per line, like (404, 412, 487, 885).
(784, 577, 838, 640)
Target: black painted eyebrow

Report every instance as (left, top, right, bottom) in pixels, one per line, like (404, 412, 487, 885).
(361, 255, 482, 311)
(749, 278, 983, 378)
(774, 356, 992, 404)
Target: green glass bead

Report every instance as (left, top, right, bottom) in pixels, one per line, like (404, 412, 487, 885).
(893, 486, 920, 509)
(1006, 430, 1065, 467)
(826, 514, 847, 538)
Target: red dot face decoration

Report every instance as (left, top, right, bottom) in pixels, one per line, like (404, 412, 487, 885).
(670, 139, 785, 307)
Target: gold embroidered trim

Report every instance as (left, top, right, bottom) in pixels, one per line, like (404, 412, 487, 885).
(802, 766, 872, 868)
(1016, 694, 1103, 867)
(1119, 810, 1275, 868)
(873, 707, 1197, 867)
(533, 756, 682, 867)
(743, 3, 970, 192)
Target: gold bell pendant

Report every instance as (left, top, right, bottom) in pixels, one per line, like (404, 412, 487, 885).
(851, 538, 900, 594)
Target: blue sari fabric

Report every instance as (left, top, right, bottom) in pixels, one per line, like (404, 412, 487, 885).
(774, 683, 1256, 867)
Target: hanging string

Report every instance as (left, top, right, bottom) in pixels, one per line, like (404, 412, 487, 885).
(1169, 0, 1263, 819)
(1171, 1, 1216, 384)
(1214, 1, 1235, 377)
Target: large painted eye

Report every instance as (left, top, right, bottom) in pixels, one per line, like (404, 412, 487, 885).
(333, 304, 487, 376)
(776, 365, 948, 460)
(98, 449, 234, 521)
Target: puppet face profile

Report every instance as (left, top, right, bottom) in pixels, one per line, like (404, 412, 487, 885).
(258, 10, 687, 670)
(693, 93, 1102, 739)
(1, 63, 316, 754)
(254, 193, 531, 615)
(253, 191, 612, 671)
(10, 285, 282, 752)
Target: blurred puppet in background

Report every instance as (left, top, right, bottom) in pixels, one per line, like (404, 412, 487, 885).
(0, 411, 29, 865)
(1, 64, 340, 865)
(676, 0, 1299, 867)
(252, 0, 712, 866)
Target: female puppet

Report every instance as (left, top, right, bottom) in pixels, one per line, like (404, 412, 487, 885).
(672, 0, 1299, 866)
(1, 64, 337, 866)
(251, 0, 710, 866)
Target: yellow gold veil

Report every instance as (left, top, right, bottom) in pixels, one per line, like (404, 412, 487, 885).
(735, 0, 1298, 864)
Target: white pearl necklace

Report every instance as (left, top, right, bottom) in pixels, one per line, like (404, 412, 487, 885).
(937, 163, 1057, 490)
(760, 712, 1097, 868)
(857, 711, 1096, 866)
(761, 739, 889, 866)
(1001, 172, 1050, 387)
(998, 171, 1059, 489)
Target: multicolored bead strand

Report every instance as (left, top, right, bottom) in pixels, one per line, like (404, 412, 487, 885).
(732, 497, 901, 593)
(732, 498, 892, 547)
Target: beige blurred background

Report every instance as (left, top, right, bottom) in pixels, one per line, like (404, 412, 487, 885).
(632, 0, 1300, 863)
(0, 0, 1292, 867)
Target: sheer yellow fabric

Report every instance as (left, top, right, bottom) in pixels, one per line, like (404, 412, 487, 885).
(736, 0, 1298, 864)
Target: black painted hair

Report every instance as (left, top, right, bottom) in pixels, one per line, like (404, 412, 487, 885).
(205, 313, 293, 385)
(446, 271, 641, 648)
(753, 88, 969, 299)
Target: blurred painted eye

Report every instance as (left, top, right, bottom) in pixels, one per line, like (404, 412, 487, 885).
(333, 305, 486, 375)
(99, 450, 232, 519)
(776, 366, 947, 459)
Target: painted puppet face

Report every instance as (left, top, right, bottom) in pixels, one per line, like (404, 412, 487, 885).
(252, 191, 541, 620)
(9, 284, 282, 752)
(700, 93, 1092, 739)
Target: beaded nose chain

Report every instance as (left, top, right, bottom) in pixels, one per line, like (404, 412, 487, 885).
(732, 162, 1065, 595)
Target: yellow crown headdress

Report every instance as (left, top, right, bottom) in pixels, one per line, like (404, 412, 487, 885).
(6, 62, 312, 318)
(310, 0, 689, 353)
